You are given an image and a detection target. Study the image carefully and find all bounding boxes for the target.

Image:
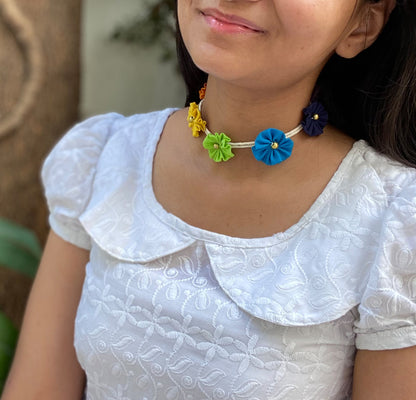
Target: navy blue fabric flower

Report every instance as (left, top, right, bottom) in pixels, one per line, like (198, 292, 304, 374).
(302, 102, 328, 137)
(252, 128, 294, 165)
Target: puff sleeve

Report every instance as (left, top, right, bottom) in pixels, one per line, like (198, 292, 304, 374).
(354, 180, 416, 350)
(41, 113, 122, 250)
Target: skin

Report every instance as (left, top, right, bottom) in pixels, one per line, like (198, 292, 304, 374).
(154, 0, 374, 237)
(352, 347, 416, 399)
(3, 1, 415, 399)
(1, 232, 88, 399)
(180, 0, 355, 92)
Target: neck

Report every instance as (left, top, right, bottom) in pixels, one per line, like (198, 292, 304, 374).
(200, 78, 315, 142)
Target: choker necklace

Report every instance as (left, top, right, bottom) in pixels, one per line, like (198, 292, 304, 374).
(187, 85, 328, 166)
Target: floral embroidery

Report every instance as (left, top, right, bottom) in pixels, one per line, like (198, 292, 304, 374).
(203, 132, 234, 162)
(251, 128, 294, 165)
(45, 111, 416, 400)
(302, 102, 328, 137)
(187, 102, 206, 137)
(196, 325, 233, 363)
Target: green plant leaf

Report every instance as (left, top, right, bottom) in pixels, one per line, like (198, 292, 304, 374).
(0, 312, 18, 394)
(0, 218, 41, 278)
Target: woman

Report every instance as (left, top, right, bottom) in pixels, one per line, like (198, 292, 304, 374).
(3, 0, 416, 399)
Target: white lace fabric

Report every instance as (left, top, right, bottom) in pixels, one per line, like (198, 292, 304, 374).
(42, 109, 416, 400)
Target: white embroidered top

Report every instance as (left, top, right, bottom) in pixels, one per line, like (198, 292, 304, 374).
(42, 109, 416, 400)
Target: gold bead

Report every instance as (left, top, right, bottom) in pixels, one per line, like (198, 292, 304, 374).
(213, 144, 219, 149)
(313, 114, 319, 120)
(271, 142, 279, 150)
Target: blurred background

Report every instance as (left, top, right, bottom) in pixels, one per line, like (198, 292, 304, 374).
(0, 0, 182, 388)
(82, 0, 183, 117)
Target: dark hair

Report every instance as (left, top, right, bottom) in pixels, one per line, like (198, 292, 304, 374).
(176, 0, 416, 167)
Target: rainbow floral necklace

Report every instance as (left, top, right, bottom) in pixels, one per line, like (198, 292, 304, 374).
(187, 85, 328, 166)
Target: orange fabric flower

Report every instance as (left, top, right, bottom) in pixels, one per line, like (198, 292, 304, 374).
(199, 83, 207, 100)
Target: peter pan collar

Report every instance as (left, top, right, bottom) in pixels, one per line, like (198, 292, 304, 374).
(78, 109, 387, 326)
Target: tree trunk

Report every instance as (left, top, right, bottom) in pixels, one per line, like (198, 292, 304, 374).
(0, 0, 81, 327)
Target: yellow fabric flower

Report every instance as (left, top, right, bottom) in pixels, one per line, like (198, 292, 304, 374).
(192, 117, 206, 138)
(187, 103, 206, 137)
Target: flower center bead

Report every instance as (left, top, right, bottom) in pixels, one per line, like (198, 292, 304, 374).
(213, 144, 219, 149)
(271, 142, 279, 150)
(313, 114, 319, 120)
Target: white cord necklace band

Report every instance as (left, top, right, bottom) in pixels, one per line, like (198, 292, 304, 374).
(199, 100, 303, 149)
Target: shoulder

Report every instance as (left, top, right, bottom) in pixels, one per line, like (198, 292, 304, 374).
(355, 141, 416, 201)
(348, 143, 416, 351)
(42, 108, 176, 175)
(41, 108, 177, 249)
(45, 109, 174, 157)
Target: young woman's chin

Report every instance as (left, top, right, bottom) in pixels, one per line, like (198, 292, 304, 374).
(190, 49, 319, 98)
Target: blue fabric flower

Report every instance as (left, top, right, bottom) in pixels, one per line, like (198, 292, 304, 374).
(251, 128, 294, 165)
(302, 102, 328, 137)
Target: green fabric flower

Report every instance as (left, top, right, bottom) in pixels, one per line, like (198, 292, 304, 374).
(203, 133, 234, 162)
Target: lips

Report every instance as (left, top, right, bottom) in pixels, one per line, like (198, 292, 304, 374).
(200, 8, 265, 33)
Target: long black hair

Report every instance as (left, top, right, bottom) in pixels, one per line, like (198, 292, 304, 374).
(175, 0, 416, 167)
